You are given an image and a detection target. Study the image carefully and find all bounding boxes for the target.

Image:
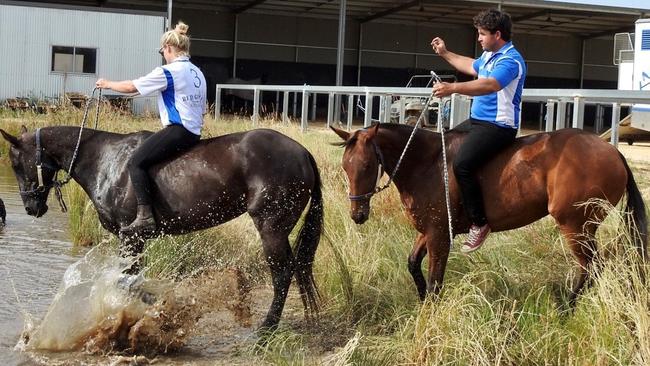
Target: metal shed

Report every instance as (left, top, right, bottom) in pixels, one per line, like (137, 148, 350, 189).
(0, 1, 165, 112)
(3, 0, 650, 112)
(9, 0, 649, 89)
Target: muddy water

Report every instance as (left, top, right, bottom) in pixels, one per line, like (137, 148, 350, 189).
(0, 163, 85, 365)
(0, 163, 301, 365)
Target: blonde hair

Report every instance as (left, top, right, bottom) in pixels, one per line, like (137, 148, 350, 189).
(161, 21, 191, 56)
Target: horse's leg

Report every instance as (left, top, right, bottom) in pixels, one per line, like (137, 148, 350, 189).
(255, 225, 295, 330)
(559, 223, 599, 307)
(425, 232, 450, 298)
(408, 233, 428, 301)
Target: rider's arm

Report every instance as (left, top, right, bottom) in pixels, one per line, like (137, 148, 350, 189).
(434, 56, 522, 97)
(446, 78, 501, 96)
(431, 37, 477, 77)
(96, 80, 138, 94)
(440, 52, 478, 77)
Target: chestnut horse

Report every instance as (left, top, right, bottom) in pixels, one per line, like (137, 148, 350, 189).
(332, 122, 647, 304)
(1, 126, 322, 329)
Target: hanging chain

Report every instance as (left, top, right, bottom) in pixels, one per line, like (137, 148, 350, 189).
(58, 87, 102, 185)
(439, 99, 454, 248)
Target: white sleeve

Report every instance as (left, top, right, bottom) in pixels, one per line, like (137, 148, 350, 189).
(132, 67, 167, 96)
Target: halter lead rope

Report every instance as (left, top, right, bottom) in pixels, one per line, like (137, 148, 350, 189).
(21, 87, 102, 212)
(439, 104, 454, 248)
(60, 87, 102, 186)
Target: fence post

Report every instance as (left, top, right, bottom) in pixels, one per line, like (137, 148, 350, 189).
(347, 94, 354, 130)
(327, 92, 334, 128)
(252, 88, 260, 125)
(301, 90, 309, 132)
(282, 91, 289, 123)
(556, 100, 567, 129)
(364, 92, 373, 127)
(611, 102, 620, 147)
(572, 96, 585, 129)
(311, 93, 317, 121)
(383, 95, 392, 123)
(214, 85, 221, 121)
(545, 99, 555, 132)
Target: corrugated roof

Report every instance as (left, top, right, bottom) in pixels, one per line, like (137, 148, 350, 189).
(6, 0, 649, 38)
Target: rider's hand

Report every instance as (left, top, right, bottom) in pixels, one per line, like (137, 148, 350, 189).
(95, 78, 111, 89)
(431, 37, 447, 56)
(433, 82, 454, 98)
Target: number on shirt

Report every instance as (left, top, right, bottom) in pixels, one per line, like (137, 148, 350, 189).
(190, 68, 201, 88)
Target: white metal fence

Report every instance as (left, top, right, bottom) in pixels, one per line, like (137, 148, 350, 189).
(215, 84, 650, 146)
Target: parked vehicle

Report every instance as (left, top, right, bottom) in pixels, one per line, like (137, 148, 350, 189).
(390, 73, 456, 127)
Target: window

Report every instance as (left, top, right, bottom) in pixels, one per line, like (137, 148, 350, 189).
(51, 46, 97, 74)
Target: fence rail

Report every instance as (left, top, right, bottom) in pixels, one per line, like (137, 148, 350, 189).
(215, 84, 650, 146)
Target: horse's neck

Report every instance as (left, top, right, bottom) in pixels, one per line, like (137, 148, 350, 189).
(376, 126, 439, 175)
(43, 127, 103, 189)
(376, 126, 456, 194)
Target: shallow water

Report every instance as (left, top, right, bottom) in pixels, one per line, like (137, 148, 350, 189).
(0, 163, 85, 365)
(0, 163, 277, 365)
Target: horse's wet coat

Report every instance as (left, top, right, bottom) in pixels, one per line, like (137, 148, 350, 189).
(1, 126, 323, 329)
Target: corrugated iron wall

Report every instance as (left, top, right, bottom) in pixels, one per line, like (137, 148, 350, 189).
(0, 3, 164, 113)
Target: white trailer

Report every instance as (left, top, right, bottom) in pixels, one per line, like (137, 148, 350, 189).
(0, 1, 165, 114)
(631, 19, 650, 132)
(616, 18, 650, 132)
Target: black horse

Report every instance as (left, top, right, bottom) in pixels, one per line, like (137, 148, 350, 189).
(1, 126, 323, 329)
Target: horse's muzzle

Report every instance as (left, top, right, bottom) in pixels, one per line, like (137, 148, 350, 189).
(351, 210, 368, 224)
(25, 204, 48, 217)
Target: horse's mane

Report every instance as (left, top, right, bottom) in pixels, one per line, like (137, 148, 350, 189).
(333, 122, 468, 148)
(377, 122, 468, 137)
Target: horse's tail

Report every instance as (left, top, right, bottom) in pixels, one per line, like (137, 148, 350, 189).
(293, 151, 323, 318)
(619, 152, 648, 259)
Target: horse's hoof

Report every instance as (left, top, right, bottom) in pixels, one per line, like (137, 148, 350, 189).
(116, 273, 157, 304)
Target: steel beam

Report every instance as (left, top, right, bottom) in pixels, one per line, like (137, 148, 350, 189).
(233, 0, 267, 14)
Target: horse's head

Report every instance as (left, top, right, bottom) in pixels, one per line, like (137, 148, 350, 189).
(332, 124, 383, 224)
(1, 127, 60, 217)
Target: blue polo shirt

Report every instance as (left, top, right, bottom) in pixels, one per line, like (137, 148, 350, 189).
(471, 42, 526, 129)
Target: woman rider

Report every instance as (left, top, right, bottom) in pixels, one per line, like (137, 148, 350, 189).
(96, 21, 207, 236)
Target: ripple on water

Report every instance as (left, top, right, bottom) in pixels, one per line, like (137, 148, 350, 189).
(0, 164, 81, 366)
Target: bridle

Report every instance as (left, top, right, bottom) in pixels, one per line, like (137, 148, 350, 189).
(347, 90, 435, 202)
(346, 79, 455, 247)
(18, 87, 102, 212)
(347, 140, 390, 201)
(18, 128, 69, 212)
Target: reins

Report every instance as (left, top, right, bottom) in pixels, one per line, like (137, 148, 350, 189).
(347, 95, 434, 202)
(348, 71, 455, 247)
(20, 87, 102, 212)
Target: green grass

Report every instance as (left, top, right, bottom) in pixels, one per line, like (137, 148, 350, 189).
(1, 107, 650, 365)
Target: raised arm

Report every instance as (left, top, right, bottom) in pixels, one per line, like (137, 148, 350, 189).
(431, 37, 478, 77)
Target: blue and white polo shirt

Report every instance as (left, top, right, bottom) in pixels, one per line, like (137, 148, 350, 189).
(471, 42, 526, 129)
(133, 56, 207, 136)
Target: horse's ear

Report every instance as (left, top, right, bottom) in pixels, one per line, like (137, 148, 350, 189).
(0, 129, 20, 147)
(20, 125, 28, 134)
(366, 123, 380, 139)
(330, 126, 350, 141)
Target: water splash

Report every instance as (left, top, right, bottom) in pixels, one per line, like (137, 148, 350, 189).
(17, 246, 252, 356)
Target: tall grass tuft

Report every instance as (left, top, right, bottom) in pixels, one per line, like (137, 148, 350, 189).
(1, 109, 649, 364)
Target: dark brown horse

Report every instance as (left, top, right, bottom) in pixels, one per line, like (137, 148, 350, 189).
(1, 126, 323, 329)
(332, 122, 647, 304)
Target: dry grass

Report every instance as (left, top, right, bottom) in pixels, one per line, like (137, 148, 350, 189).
(1, 107, 650, 365)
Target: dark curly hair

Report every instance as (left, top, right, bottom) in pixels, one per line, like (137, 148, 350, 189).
(473, 9, 512, 42)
